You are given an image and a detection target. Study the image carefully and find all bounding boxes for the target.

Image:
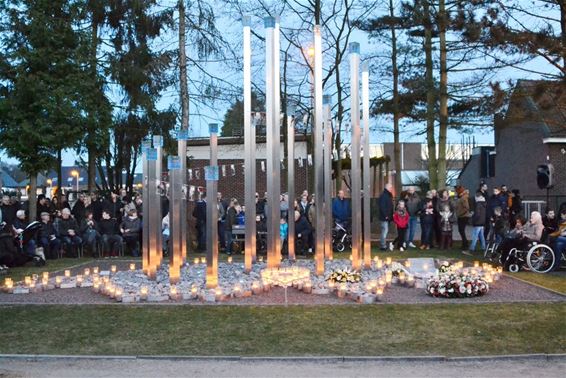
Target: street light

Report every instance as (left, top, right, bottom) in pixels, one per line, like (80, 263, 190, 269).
(46, 179, 53, 198)
(71, 170, 79, 193)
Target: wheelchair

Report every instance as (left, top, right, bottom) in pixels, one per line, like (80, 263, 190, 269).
(500, 233, 561, 273)
(484, 224, 501, 263)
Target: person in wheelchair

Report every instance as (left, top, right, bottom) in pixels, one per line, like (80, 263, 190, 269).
(550, 208, 566, 270)
(499, 211, 543, 270)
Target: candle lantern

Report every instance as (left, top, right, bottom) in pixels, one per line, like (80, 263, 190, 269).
(55, 276, 62, 288)
(64, 270, 71, 278)
(111, 265, 117, 274)
(303, 281, 312, 294)
(129, 263, 136, 271)
(42, 272, 49, 281)
(84, 268, 90, 276)
(194, 258, 199, 265)
(140, 286, 148, 301)
(227, 256, 233, 264)
(386, 257, 392, 266)
(93, 267, 99, 274)
(76, 275, 83, 287)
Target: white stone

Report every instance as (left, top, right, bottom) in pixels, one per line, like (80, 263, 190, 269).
(13, 287, 30, 294)
(60, 282, 76, 289)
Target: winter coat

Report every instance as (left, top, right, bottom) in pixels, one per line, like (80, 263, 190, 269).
(120, 217, 141, 237)
(405, 193, 421, 217)
(56, 218, 79, 237)
(393, 210, 409, 229)
(378, 189, 394, 222)
(226, 207, 237, 231)
(472, 199, 487, 227)
(455, 194, 471, 218)
(98, 219, 119, 236)
(332, 198, 351, 223)
(38, 221, 58, 240)
(71, 200, 86, 223)
(192, 200, 207, 224)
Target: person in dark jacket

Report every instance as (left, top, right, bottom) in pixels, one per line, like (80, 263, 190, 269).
(13, 210, 37, 256)
(403, 187, 421, 248)
(87, 192, 104, 222)
(192, 193, 207, 251)
(420, 196, 435, 250)
(80, 210, 100, 256)
(0, 195, 19, 226)
(467, 191, 487, 254)
(55, 208, 82, 257)
(38, 212, 61, 259)
(71, 194, 87, 222)
(378, 184, 394, 251)
(224, 199, 238, 255)
(36, 195, 51, 220)
(509, 189, 522, 228)
(99, 210, 122, 258)
(103, 192, 123, 222)
(332, 190, 351, 225)
(294, 210, 313, 254)
(120, 209, 141, 256)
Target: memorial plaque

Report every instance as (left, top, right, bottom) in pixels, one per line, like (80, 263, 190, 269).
(407, 258, 437, 277)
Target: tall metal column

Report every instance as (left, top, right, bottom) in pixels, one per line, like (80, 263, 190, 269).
(177, 130, 188, 263)
(274, 17, 282, 263)
(349, 42, 362, 271)
(264, 16, 278, 268)
(313, 25, 325, 276)
(362, 63, 372, 269)
(146, 147, 159, 279)
(286, 105, 295, 261)
(243, 16, 256, 272)
(141, 140, 151, 275)
(168, 156, 182, 284)
(323, 95, 333, 261)
(206, 124, 219, 288)
(153, 135, 163, 268)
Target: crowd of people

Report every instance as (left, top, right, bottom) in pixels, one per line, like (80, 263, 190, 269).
(0, 190, 153, 269)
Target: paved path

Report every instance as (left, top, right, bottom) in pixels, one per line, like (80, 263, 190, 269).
(1, 357, 564, 377)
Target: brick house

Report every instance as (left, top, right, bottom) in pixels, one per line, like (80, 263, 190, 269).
(458, 80, 566, 209)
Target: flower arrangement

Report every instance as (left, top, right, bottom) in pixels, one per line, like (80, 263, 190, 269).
(389, 262, 406, 276)
(438, 261, 453, 274)
(326, 268, 361, 283)
(426, 273, 489, 298)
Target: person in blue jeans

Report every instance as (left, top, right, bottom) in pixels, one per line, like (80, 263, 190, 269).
(468, 192, 487, 254)
(403, 187, 421, 248)
(419, 197, 435, 249)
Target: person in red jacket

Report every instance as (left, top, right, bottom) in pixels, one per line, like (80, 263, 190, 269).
(391, 200, 410, 251)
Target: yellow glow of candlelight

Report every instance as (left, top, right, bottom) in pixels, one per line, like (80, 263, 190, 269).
(42, 272, 49, 280)
(93, 267, 99, 274)
(170, 286, 177, 295)
(227, 256, 233, 264)
(64, 270, 71, 278)
(201, 257, 206, 264)
(129, 263, 135, 271)
(140, 287, 148, 295)
(84, 268, 90, 276)
(55, 276, 62, 284)
(111, 265, 117, 273)
(194, 258, 199, 264)
(386, 257, 392, 265)
(76, 275, 83, 283)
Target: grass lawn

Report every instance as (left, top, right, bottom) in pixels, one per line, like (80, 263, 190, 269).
(508, 271, 566, 295)
(0, 303, 564, 356)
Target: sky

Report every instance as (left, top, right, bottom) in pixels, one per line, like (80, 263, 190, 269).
(0, 0, 561, 169)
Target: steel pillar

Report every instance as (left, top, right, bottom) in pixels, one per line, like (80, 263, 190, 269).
(153, 135, 163, 268)
(349, 42, 362, 271)
(177, 130, 188, 263)
(141, 140, 152, 275)
(243, 16, 256, 272)
(146, 147, 159, 279)
(323, 95, 333, 261)
(313, 25, 324, 276)
(168, 156, 183, 284)
(287, 105, 295, 261)
(206, 124, 219, 288)
(362, 63, 372, 269)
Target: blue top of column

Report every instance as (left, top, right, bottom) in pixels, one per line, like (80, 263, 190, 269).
(168, 156, 181, 170)
(242, 15, 251, 27)
(349, 42, 360, 54)
(176, 129, 188, 140)
(209, 123, 219, 134)
(152, 135, 163, 147)
(264, 16, 275, 28)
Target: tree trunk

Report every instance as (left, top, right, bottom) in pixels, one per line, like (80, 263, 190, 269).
(437, 0, 448, 189)
(29, 174, 37, 221)
(56, 149, 63, 199)
(87, 19, 99, 192)
(179, 0, 189, 131)
(561, 1, 566, 79)
(423, 0, 437, 189)
(389, 0, 402, 196)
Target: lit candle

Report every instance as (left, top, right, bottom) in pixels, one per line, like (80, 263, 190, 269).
(64, 270, 71, 278)
(377, 260, 383, 269)
(140, 286, 148, 300)
(24, 276, 32, 286)
(251, 281, 262, 295)
(41, 278, 49, 287)
(93, 282, 100, 293)
(215, 287, 223, 301)
(108, 286, 116, 299)
(170, 286, 179, 300)
(328, 255, 333, 261)
(423, 263, 429, 271)
(365, 282, 373, 293)
(474, 261, 479, 268)
(201, 257, 207, 264)
(233, 284, 242, 297)
(93, 267, 99, 274)
(190, 286, 198, 298)
(55, 276, 62, 288)
(4, 278, 13, 293)
(115, 288, 123, 302)
(337, 283, 347, 298)
(407, 274, 415, 287)
(378, 278, 385, 287)
(111, 265, 117, 274)
(42, 272, 49, 280)
(385, 275, 392, 287)
(227, 256, 233, 264)
(386, 257, 392, 265)
(129, 263, 135, 271)
(193, 258, 199, 265)
(349, 255, 353, 261)
(76, 275, 83, 287)
(84, 268, 90, 276)
(404, 260, 411, 268)
(303, 281, 312, 294)
(376, 287, 384, 300)
(328, 281, 336, 291)
(258, 256, 264, 263)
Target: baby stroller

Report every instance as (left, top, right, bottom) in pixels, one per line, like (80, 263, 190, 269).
(332, 221, 352, 252)
(484, 220, 501, 262)
(18, 221, 46, 266)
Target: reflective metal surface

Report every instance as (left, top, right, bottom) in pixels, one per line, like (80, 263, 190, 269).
(313, 25, 324, 275)
(349, 42, 361, 271)
(206, 125, 219, 288)
(362, 64, 372, 269)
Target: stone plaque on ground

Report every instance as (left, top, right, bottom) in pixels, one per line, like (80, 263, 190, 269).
(408, 258, 437, 278)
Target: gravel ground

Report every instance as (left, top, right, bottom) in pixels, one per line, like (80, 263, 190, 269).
(0, 259, 563, 306)
(1, 357, 565, 378)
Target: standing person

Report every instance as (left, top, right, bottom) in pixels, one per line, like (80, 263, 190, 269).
(404, 187, 421, 248)
(36, 195, 51, 220)
(280, 217, 288, 254)
(71, 193, 87, 223)
(439, 205, 453, 250)
(103, 192, 123, 223)
(307, 195, 316, 226)
(435, 189, 453, 247)
(431, 189, 440, 247)
(192, 193, 207, 252)
(99, 210, 122, 258)
(550, 209, 566, 270)
(478, 182, 488, 201)
(378, 183, 394, 251)
(295, 210, 314, 254)
(509, 189, 522, 228)
(455, 187, 471, 251)
(419, 196, 435, 250)
(298, 193, 310, 219)
(87, 192, 103, 222)
(280, 193, 289, 219)
(217, 192, 226, 251)
(332, 190, 351, 226)
(391, 200, 409, 251)
(120, 209, 141, 257)
(466, 191, 487, 255)
(224, 199, 238, 256)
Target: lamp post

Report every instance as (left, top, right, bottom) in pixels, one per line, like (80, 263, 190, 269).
(71, 170, 79, 193)
(46, 179, 53, 199)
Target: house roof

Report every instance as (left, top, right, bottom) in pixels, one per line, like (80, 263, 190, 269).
(1, 171, 20, 187)
(507, 80, 566, 138)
